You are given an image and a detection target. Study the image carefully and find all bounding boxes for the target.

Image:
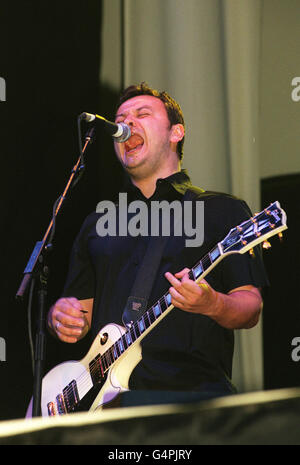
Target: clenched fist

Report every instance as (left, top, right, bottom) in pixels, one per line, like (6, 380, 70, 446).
(47, 297, 93, 343)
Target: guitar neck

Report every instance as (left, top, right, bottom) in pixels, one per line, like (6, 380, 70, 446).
(89, 243, 225, 381)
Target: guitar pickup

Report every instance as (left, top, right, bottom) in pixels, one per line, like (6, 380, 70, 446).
(63, 380, 80, 413)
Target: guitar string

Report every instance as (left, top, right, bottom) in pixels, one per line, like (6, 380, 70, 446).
(60, 294, 171, 402)
(56, 253, 212, 406)
(59, 286, 183, 405)
(59, 246, 215, 406)
(61, 210, 278, 404)
(58, 242, 231, 405)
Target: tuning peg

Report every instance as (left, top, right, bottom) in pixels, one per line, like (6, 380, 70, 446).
(278, 232, 283, 242)
(249, 248, 255, 257)
(263, 240, 272, 249)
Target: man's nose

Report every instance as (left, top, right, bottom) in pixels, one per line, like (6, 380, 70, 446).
(124, 115, 136, 126)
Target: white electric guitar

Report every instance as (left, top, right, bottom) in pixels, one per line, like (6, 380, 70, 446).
(26, 201, 287, 418)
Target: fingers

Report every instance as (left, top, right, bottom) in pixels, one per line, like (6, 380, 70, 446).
(174, 268, 191, 279)
(49, 297, 87, 343)
(55, 318, 85, 344)
(165, 270, 212, 312)
(165, 271, 197, 297)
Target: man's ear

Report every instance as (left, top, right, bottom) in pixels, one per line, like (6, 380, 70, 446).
(170, 124, 185, 143)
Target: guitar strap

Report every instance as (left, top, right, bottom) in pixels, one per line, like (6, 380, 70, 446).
(122, 188, 198, 328)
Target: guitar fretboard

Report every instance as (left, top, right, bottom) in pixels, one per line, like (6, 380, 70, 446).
(89, 244, 222, 385)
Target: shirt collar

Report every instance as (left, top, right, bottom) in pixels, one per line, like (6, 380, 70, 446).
(122, 169, 198, 201)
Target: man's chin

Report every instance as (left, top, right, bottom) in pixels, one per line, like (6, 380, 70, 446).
(123, 154, 145, 170)
(123, 159, 150, 179)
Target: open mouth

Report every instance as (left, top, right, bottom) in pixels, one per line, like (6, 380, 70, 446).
(124, 133, 144, 155)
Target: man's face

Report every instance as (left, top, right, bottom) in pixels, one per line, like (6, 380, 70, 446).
(114, 95, 178, 178)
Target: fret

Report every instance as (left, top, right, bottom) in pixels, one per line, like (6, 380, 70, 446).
(107, 347, 114, 366)
(106, 350, 113, 366)
(101, 354, 108, 371)
(148, 308, 155, 324)
(134, 322, 141, 338)
(143, 313, 151, 329)
(129, 325, 137, 342)
(201, 254, 212, 271)
(113, 343, 120, 359)
(159, 296, 168, 312)
(153, 302, 162, 318)
(138, 318, 146, 333)
(117, 340, 123, 356)
(105, 352, 111, 368)
(125, 331, 133, 346)
(164, 293, 172, 308)
(109, 345, 118, 363)
(118, 338, 125, 354)
(121, 334, 128, 352)
(209, 245, 221, 262)
(97, 356, 104, 378)
(192, 261, 203, 279)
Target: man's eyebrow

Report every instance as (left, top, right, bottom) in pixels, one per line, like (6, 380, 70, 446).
(115, 105, 153, 118)
(136, 105, 153, 111)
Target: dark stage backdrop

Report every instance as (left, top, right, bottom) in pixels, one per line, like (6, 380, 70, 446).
(261, 174, 300, 391)
(0, 1, 123, 420)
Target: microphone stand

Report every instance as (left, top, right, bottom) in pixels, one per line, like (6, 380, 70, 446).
(16, 126, 95, 417)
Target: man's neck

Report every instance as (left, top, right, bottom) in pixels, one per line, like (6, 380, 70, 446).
(130, 165, 181, 198)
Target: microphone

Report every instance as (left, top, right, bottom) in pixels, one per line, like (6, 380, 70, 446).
(80, 112, 131, 143)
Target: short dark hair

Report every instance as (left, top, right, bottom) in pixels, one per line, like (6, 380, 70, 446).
(116, 82, 185, 160)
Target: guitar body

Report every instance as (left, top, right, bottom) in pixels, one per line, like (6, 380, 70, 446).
(26, 323, 142, 418)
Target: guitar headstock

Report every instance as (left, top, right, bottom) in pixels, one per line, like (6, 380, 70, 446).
(221, 201, 288, 255)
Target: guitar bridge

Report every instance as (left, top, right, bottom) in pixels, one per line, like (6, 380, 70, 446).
(56, 393, 67, 414)
(47, 401, 56, 416)
(47, 380, 80, 416)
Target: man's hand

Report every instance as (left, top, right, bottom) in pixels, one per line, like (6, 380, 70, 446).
(165, 268, 220, 316)
(165, 268, 263, 329)
(47, 297, 93, 343)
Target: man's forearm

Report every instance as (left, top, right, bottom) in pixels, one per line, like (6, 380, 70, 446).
(212, 289, 263, 330)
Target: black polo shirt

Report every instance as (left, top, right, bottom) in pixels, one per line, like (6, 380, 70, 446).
(62, 170, 269, 392)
